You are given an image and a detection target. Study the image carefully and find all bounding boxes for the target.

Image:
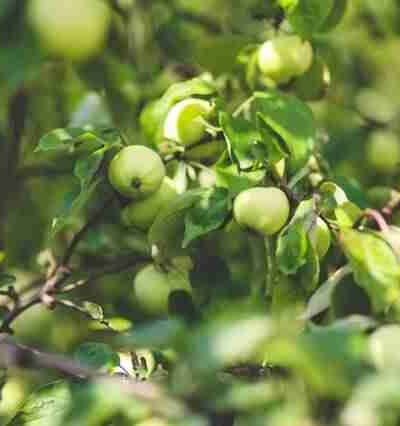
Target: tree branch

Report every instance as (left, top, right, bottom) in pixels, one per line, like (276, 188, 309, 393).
(0, 339, 185, 416)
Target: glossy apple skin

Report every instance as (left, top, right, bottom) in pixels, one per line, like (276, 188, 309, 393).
(366, 130, 400, 174)
(233, 187, 290, 236)
(163, 98, 212, 145)
(108, 146, 165, 199)
(257, 35, 313, 84)
(28, 0, 111, 61)
(121, 177, 178, 230)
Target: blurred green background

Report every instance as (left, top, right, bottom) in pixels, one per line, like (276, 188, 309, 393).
(1, 0, 400, 422)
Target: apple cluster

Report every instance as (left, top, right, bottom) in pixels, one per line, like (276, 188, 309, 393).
(106, 84, 333, 314)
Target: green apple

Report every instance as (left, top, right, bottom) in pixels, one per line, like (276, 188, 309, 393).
(186, 139, 225, 163)
(366, 130, 400, 174)
(369, 325, 400, 370)
(257, 35, 313, 84)
(28, 0, 111, 62)
(163, 98, 212, 145)
(133, 264, 191, 315)
(309, 217, 331, 259)
(121, 177, 178, 230)
(108, 145, 165, 199)
(233, 187, 290, 236)
(134, 264, 171, 315)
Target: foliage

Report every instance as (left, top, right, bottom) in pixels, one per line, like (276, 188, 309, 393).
(1, 1, 400, 425)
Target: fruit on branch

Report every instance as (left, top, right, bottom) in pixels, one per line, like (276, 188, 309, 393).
(309, 217, 331, 259)
(257, 35, 313, 84)
(133, 264, 191, 315)
(366, 130, 400, 174)
(134, 265, 171, 315)
(186, 139, 225, 163)
(122, 177, 178, 230)
(233, 187, 290, 236)
(108, 145, 165, 199)
(163, 98, 212, 145)
(28, 0, 111, 61)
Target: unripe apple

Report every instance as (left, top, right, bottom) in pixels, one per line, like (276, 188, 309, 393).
(133, 264, 191, 315)
(121, 177, 178, 230)
(163, 98, 212, 145)
(134, 264, 171, 315)
(233, 187, 290, 236)
(257, 35, 313, 84)
(108, 145, 165, 199)
(366, 130, 400, 174)
(309, 217, 331, 259)
(369, 325, 400, 370)
(28, 0, 111, 62)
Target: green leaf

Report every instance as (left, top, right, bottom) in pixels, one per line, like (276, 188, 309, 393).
(276, 222, 309, 275)
(149, 189, 205, 257)
(140, 74, 216, 144)
(340, 229, 400, 312)
(35, 127, 121, 154)
(74, 149, 105, 190)
(8, 381, 71, 426)
(253, 91, 316, 172)
(183, 187, 231, 248)
(81, 301, 104, 321)
(219, 111, 261, 169)
(51, 178, 104, 234)
(284, 0, 335, 35)
(0, 272, 16, 288)
(74, 343, 119, 372)
(215, 155, 266, 197)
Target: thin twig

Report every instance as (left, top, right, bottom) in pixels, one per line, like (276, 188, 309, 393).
(0, 339, 185, 416)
